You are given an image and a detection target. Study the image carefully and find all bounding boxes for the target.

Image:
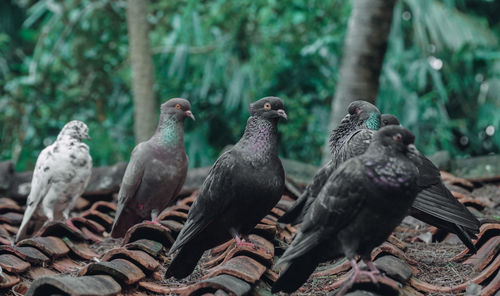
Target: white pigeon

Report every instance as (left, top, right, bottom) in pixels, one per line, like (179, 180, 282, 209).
(16, 120, 93, 242)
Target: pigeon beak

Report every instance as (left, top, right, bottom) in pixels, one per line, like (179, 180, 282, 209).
(277, 109, 288, 120)
(406, 144, 423, 165)
(84, 134, 91, 140)
(185, 110, 196, 121)
(407, 144, 417, 154)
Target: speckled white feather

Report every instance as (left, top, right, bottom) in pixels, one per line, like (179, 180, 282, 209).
(16, 120, 92, 242)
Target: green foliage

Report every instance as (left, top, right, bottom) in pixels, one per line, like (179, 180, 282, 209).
(379, 0, 500, 157)
(148, 0, 348, 166)
(1, 0, 499, 170)
(1, 0, 134, 170)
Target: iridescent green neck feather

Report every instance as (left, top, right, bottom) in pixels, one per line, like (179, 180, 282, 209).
(366, 112, 380, 130)
(155, 115, 183, 146)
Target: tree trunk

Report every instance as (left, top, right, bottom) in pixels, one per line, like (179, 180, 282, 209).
(127, 0, 157, 143)
(322, 0, 397, 162)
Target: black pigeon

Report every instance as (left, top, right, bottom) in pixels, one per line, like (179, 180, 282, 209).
(281, 108, 480, 251)
(272, 126, 420, 294)
(279, 100, 381, 225)
(332, 114, 480, 251)
(110, 98, 195, 238)
(165, 97, 287, 279)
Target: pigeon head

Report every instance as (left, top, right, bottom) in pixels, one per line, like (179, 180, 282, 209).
(249, 97, 287, 121)
(161, 98, 195, 121)
(374, 125, 415, 154)
(57, 120, 90, 141)
(381, 114, 400, 127)
(346, 100, 381, 130)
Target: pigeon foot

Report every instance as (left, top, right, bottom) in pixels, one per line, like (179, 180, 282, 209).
(233, 235, 268, 253)
(351, 259, 380, 284)
(66, 218, 80, 233)
(335, 259, 380, 296)
(364, 259, 381, 274)
(234, 235, 254, 247)
(144, 219, 171, 232)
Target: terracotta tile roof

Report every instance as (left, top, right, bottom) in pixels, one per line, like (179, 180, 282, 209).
(0, 165, 497, 296)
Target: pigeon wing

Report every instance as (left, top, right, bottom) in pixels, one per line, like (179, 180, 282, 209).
(169, 150, 237, 254)
(280, 129, 375, 225)
(16, 147, 56, 241)
(278, 159, 335, 224)
(411, 153, 480, 235)
(335, 129, 374, 166)
(110, 143, 147, 237)
(277, 159, 366, 264)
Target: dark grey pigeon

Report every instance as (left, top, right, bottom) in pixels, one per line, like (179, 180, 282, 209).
(281, 109, 480, 251)
(327, 114, 480, 251)
(16, 120, 92, 242)
(165, 97, 287, 279)
(110, 98, 195, 238)
(272, 126, 420, 294)
(279, 100, 381, 224)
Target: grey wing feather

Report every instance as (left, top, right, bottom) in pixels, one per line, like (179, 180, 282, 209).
(113, 144, 147, 222)
(169, 150, 236, 254)
(412, 153, 479, 231)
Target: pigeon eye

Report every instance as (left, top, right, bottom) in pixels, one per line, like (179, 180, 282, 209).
(175, 104, 181, 110)
(264, 103, 271, 110)
(393, 134, 402, 142)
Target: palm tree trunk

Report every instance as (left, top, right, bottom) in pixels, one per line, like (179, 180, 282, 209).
(322, 0, 397, 162)
(127, 0, 157, 143)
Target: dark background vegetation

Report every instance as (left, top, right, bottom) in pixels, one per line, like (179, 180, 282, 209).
(1, 0, 499, 170)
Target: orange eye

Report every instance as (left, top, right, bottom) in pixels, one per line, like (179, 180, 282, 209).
(264, 103, 271, 110)
(175, 104, 181, 110)
(393, 134, 402, 142)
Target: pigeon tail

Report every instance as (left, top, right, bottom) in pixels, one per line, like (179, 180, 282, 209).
(165, 243, 204, 279)
(110, 209, 140, 238)
(168, 218, 207, 255)
(453, 224, 477, 253)
(281, 196, 315, 226)
(278, 196, 306, 224)
(16, 218, 31, 243)
(272, 251, 320, 294)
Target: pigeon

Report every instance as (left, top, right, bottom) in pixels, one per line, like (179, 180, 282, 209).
(279, 100, 381, 224)
(165, 97, 287, 279)
(280, 106, 480, 251)
(16, 120, 92, 242)
(381, 113, 400, 126)
(110, 98, 195, 238)
(327, 114, 480, 250)
(272, 126, 420, 294)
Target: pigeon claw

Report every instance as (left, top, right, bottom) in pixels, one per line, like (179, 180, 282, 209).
(144, 219, 171, 232)
(350, 259, 380, 284)
(66, 219, 81, 233)
(336, 259, 381, 296)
